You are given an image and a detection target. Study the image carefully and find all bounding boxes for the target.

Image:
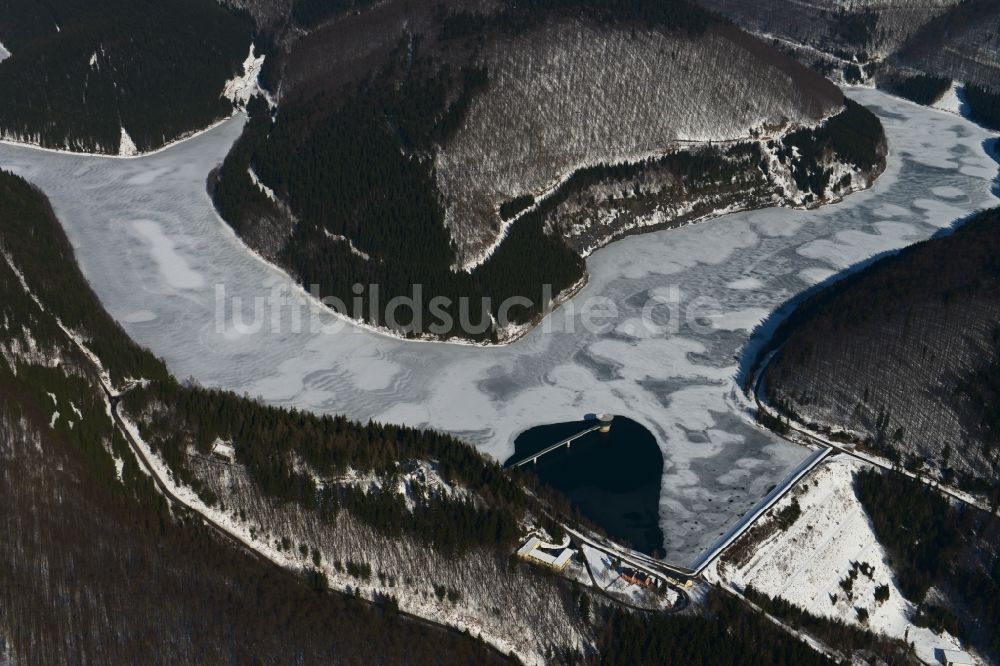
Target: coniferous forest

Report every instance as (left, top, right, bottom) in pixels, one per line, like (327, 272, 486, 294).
(592, 588, 835, 666)
(760, 207, 1000, 495)
(0, 168, 508, 663)
(965, 84, 1000, 131)
(0, 0, 250, 152)
(211, 39, 587, 342)
(0, 164, 862, 665)
(123, 379, 529, 555)
(876, 73, 952, 106)
(210, 0, 882, 341)
(855, 469, 1000, 660)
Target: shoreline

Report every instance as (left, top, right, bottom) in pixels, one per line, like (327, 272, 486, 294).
(208, 162, 883, 349)
(1, 85, 895, 349)
(0, 112, 246, 161)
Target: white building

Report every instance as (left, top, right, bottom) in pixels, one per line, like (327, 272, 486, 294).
(517, 536, 575, 571)
(211, 439, 236, 463)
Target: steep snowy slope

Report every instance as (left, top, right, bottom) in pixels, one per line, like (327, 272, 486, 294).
(707, 457, 975, 665)
(692, 0, 957, 61)
(894, 0, 1000, 89)
(435, 21, 842, 265)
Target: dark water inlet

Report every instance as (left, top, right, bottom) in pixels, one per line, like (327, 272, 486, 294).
(505, 416, 664, 555)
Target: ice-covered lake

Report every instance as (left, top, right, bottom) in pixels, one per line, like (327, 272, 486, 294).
(1, 89, 996, 564)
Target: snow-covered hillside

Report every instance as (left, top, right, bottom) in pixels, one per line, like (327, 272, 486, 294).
(895, 0, 1000, 89)
(538, 117, 883, 257)
(437, 20, 843, 267)
(692, 0, 1000, 91)
(693, 0, 958, 61)
(707, 456, 970, 664)
(159, 445, 592, 663)
(222, 44, 267, 107)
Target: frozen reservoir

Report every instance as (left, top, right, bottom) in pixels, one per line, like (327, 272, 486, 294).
(0, 88, 996, 563)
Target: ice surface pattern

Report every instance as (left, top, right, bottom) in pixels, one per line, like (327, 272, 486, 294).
(0, 89, 996, 563)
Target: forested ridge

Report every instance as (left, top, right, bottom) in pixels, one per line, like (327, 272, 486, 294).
(212, 37, 586, 341)
(0, 167, 845, 663)
(123, 378, 536, 555)
(213, 87, 878, 340)
(0, 0, 250, 152)
(855, 469, 1000, 660)
(0, 168, 509, 664)
(760, 207, 1000, 496)
(691, 0, 1000, 92)
(212, 0, 879, 340)
(891, 0, 1000, 92)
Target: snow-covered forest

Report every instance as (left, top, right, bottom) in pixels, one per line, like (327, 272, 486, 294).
(181, 454, 593, 659)
(761, 208, 1000, 495)
(894, 0, 1000, 89)
(209, 0, 885, 340)
(694, 0, 956, 59)
(690, 0, 1000, 90)
(0, 169, 509, 665)
(436, 21, 842, 265)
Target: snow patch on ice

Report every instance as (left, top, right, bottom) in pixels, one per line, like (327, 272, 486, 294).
(120, 310, 156, 323)
(912, 198, 967, 228)
(131, 219, 205, 290)
(708, 306, 770, 332)
(726, 276, 764, 290)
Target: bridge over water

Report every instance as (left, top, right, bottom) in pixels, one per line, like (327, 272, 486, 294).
(509, 424, 602, 467)
(509, 414, 614, 467)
